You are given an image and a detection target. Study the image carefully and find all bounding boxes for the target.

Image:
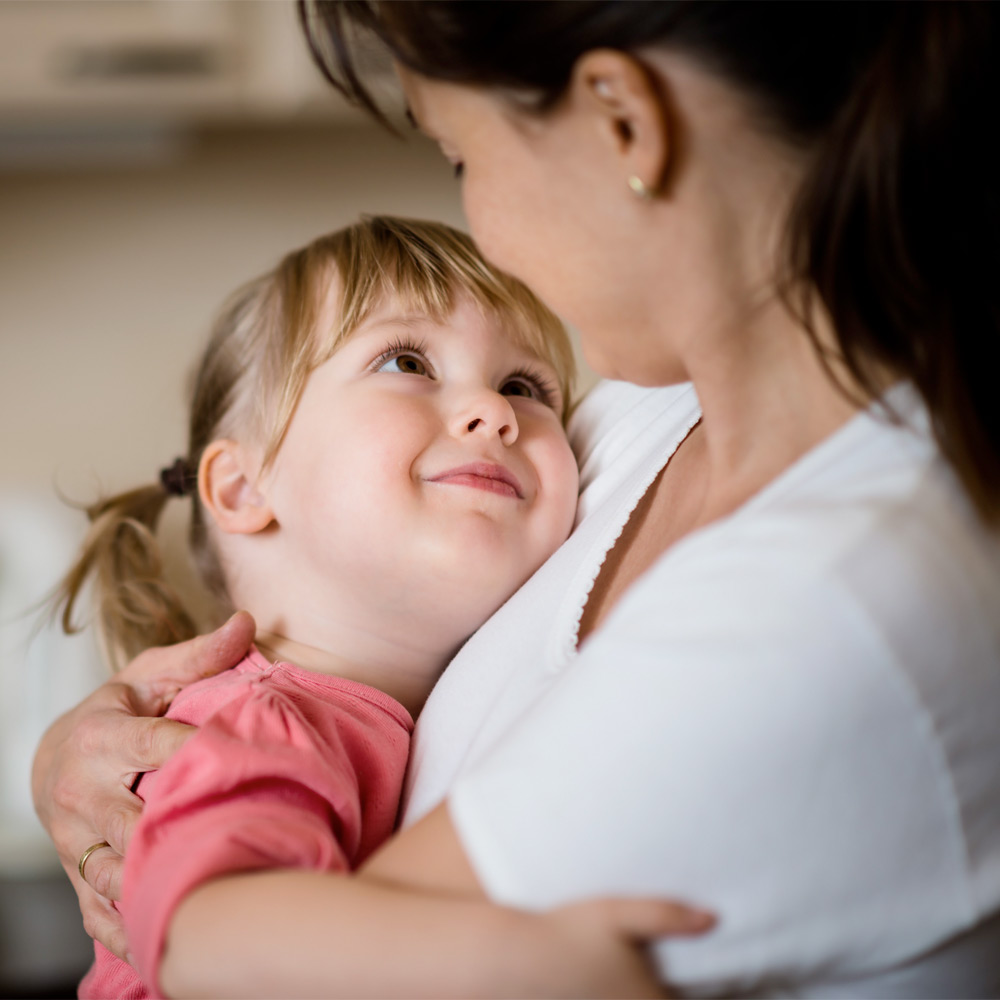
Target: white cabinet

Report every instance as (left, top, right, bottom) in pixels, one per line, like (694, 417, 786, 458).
(0, 0, 393, 125)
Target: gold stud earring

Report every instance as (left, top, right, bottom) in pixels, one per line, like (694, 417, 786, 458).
(628, 174, 654, 200)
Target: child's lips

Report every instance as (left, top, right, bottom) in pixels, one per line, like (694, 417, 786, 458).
(427, 462, 524, 499)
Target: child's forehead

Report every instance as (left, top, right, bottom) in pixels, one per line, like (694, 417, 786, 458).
(343, 292, 552, 363)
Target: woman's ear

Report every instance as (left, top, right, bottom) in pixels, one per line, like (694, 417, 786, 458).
(198, 439, 275, 535)
(570, 48, 671, 197)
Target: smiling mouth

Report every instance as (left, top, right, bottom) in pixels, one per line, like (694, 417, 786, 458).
(427, 462, 524, 499)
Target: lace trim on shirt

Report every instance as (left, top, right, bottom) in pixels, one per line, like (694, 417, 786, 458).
(562, 405, 704, 663)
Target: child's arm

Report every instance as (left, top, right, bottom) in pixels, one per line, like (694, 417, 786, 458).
(161, 864, 710, 999)
(122, 677, 710, 998)
(161, 798, 712, 998)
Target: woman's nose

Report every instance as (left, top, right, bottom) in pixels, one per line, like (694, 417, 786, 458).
(451, 388, 519, 445)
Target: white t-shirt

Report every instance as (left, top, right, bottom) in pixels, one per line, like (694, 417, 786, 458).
(402, 379, 1000, 998)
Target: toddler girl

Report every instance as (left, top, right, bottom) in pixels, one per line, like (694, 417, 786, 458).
(56, 216, 581, 998)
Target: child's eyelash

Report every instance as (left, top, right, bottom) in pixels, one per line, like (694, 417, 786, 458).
(369, 336, 431, 372)
(508, 366, 559, 409)
(369, 340, 559, 409)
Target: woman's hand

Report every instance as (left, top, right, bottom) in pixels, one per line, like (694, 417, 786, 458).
(511, 895, 713, 999)
(31, 612, 255, 958)
(355, 802, 712, 997)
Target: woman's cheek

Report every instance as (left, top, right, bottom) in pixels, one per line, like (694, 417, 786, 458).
(462, 185, 522, 279)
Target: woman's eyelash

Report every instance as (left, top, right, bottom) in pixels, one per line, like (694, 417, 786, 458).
(370, 336, 431, 372)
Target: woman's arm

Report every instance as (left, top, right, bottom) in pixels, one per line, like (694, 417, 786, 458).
(161, 805, 713, 1000)
(34, 614, 713, 997)
(364, 795, 483, 896)
(31, 612, 256, 956)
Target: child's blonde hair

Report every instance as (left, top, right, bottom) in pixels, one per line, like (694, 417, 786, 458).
(55, 216, 576, 671)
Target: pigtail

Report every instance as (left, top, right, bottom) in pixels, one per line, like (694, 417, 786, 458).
(788, 2, 999, 522)
(54, 482, 198, 672)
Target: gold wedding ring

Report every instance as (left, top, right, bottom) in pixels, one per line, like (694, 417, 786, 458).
(78, 840, 110, 881)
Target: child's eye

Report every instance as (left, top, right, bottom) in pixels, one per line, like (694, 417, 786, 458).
(500, 378, 535, 398)
(499, 370, 558, 409)
(371, 338, 433, 378)
(378, 353, 429, 376)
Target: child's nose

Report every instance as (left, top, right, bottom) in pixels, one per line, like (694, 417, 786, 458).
(452, 388, 519, 445)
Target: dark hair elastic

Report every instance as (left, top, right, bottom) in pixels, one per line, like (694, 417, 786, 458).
(160, 457, 195, 498)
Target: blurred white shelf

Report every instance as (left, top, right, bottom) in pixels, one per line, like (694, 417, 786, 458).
(0, 0, 398, 154)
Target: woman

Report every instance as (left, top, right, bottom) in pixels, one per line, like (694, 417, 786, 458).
(34, 2, 1000, 996)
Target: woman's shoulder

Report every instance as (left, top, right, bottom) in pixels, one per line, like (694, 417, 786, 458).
(569, 379, 699, 491)
(568, 378, 696, 454)
(658, 382, 990, 584)
(576, 376, 996, 744)
(565, 378, 1000, 709)
(592, 386, 1000, 791)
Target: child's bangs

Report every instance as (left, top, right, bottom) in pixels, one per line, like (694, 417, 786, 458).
(333, 217, 577, 417)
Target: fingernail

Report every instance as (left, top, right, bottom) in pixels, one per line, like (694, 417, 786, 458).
(684, 908, 716, 929)
(126, 952, 136, 967)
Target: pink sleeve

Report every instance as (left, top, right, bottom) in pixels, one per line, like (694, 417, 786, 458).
(122, 687, 361, 997)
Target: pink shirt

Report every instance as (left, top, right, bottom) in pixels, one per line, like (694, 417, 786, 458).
(79, 647, 413, 999)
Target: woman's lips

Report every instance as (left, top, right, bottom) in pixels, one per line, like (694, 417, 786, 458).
(427, 462, 524, 499)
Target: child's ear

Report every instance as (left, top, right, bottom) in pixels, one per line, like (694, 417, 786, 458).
(198, 439, 275, 535)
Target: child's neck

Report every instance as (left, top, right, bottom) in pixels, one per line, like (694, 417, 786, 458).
(253, 629, 454, 718)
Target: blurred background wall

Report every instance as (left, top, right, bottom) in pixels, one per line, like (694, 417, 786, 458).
(0, 2, 594, 994)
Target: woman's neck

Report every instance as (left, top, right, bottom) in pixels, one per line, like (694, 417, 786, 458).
(687, 295, 865, 526)
(578, 302, 874, 645)
(643, 48, 868, 514)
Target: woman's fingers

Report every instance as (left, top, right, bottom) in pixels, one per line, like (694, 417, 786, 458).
(596, 897, 716, 939)
(528, 895, 714, 998)
(76, 841, 123, 899)
(33, 614, 255, 926)
(41, 713, 198, 900)
(35, 612, 254, 846)
(115, 716, 201, 782)
(79, 890, 130, 962)
(47, 708, 196, 849)
(71, 690, 197, 776)
(123, 611, 256, 715)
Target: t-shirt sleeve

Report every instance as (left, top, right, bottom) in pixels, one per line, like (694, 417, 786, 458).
(122, 687, 359, 996)
(448, 542, 973, 996)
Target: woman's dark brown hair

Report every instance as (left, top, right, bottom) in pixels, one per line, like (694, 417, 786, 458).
(302, 0, 1000, 523)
